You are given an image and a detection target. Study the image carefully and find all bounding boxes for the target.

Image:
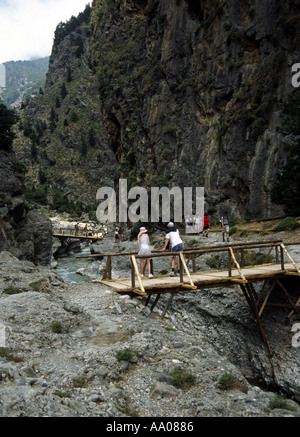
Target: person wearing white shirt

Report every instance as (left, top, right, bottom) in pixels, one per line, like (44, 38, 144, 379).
(160, 222, 184, 276)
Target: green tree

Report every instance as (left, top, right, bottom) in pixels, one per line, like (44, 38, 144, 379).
(75, 35, 84, 58)
(0, 101, 16, 150)
(61, 83, 67, 99)
(88, 127, 96, 147)
(67, 66, 72, 83)
(50, 108, 57, 132)
(80, 136, 87, 156)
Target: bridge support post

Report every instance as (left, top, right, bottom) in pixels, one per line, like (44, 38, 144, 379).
(161, 293, 175, 319)
(240, 283, 272, 355)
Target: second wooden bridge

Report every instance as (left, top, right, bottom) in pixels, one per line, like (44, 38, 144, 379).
(79, 239, 300, 354)
(53, 227, 105, 243)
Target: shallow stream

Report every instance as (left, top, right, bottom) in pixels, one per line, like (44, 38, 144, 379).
(55, 246, 92, 283)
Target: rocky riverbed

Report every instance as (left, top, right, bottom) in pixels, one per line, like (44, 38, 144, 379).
(0, 231, 300, 417)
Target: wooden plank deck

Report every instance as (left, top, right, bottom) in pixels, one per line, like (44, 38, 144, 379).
(99, 262, 300, 296)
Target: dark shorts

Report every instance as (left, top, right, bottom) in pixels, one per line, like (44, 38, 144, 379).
(172, 243, 183, 252)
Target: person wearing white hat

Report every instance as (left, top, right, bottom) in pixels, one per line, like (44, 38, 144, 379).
(137, 227, 153, 278)
(160, 223, 183, 276)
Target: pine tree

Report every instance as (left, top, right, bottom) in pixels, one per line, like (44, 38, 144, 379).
(0, 101, 16, 150)
(61, 83, 67, 99)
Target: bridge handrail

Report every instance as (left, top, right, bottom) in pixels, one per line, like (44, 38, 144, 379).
(76, 239, 288, 258)
(87, 239, 300, 291)
(52, 227, 105, 237)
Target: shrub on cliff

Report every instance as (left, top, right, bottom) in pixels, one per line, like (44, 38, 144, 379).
(0, 101, 16, 150)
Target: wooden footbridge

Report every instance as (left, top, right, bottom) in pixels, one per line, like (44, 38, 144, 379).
(78, 239, 300, 354)
(52, 227, 105, 244)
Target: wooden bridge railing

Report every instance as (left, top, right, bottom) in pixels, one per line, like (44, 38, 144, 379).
(77, 239, 300, 293)
(53, 227, 105, 238)
(80, 239, 300, 355)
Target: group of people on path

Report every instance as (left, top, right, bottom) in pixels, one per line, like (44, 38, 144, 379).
(136, 212, 230, 278)
(74, 223, 107, 237)
(185, 214, 210, 235)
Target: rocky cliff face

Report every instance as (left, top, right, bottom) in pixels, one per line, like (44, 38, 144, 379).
(0, 148, 52, 265)
(16, 0, 300, 220)
(0, 103, 52, 266)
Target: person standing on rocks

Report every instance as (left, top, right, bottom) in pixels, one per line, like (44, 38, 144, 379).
(114, 227, 120, 243)
(119, 227, 125, 241)
(221, 212, 230, 242)
(137, 227, 153, 278)
(160, 222, 184, 276)
(202, 213, 210, 237)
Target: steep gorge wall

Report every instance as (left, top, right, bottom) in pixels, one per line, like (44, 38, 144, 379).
(90, 0, 300, 218)
(16, 0, 300, 220)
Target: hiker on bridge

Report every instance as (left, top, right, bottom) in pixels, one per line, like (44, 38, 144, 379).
(137, 227, 153, 278)
(160, 222, 184, 276)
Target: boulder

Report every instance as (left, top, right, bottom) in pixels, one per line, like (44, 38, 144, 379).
(16, 209, 53, 266)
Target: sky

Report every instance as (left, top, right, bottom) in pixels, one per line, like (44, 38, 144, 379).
(0, 0, 90, 64)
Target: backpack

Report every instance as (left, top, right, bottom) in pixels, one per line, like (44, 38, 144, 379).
(221, 215, 229, 225)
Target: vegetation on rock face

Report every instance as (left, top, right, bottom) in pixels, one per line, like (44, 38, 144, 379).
(116, 349, 136, 362)
(0, 58, 49, 108)
(269, 393, 296, 411)
(273, 217, 300, 232)
(218, 373, 248, 393)
(169, 367, 196, 390)
(11, 0, 300, 221)
(53, 5, 92, 47)
(15, 4, 101, 215)
(0, 102, 16, 150)
(88, 0, 300, 217)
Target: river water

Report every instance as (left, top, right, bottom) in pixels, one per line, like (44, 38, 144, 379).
(55, 246, 92, 283)
(54, 237, 141, 284)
